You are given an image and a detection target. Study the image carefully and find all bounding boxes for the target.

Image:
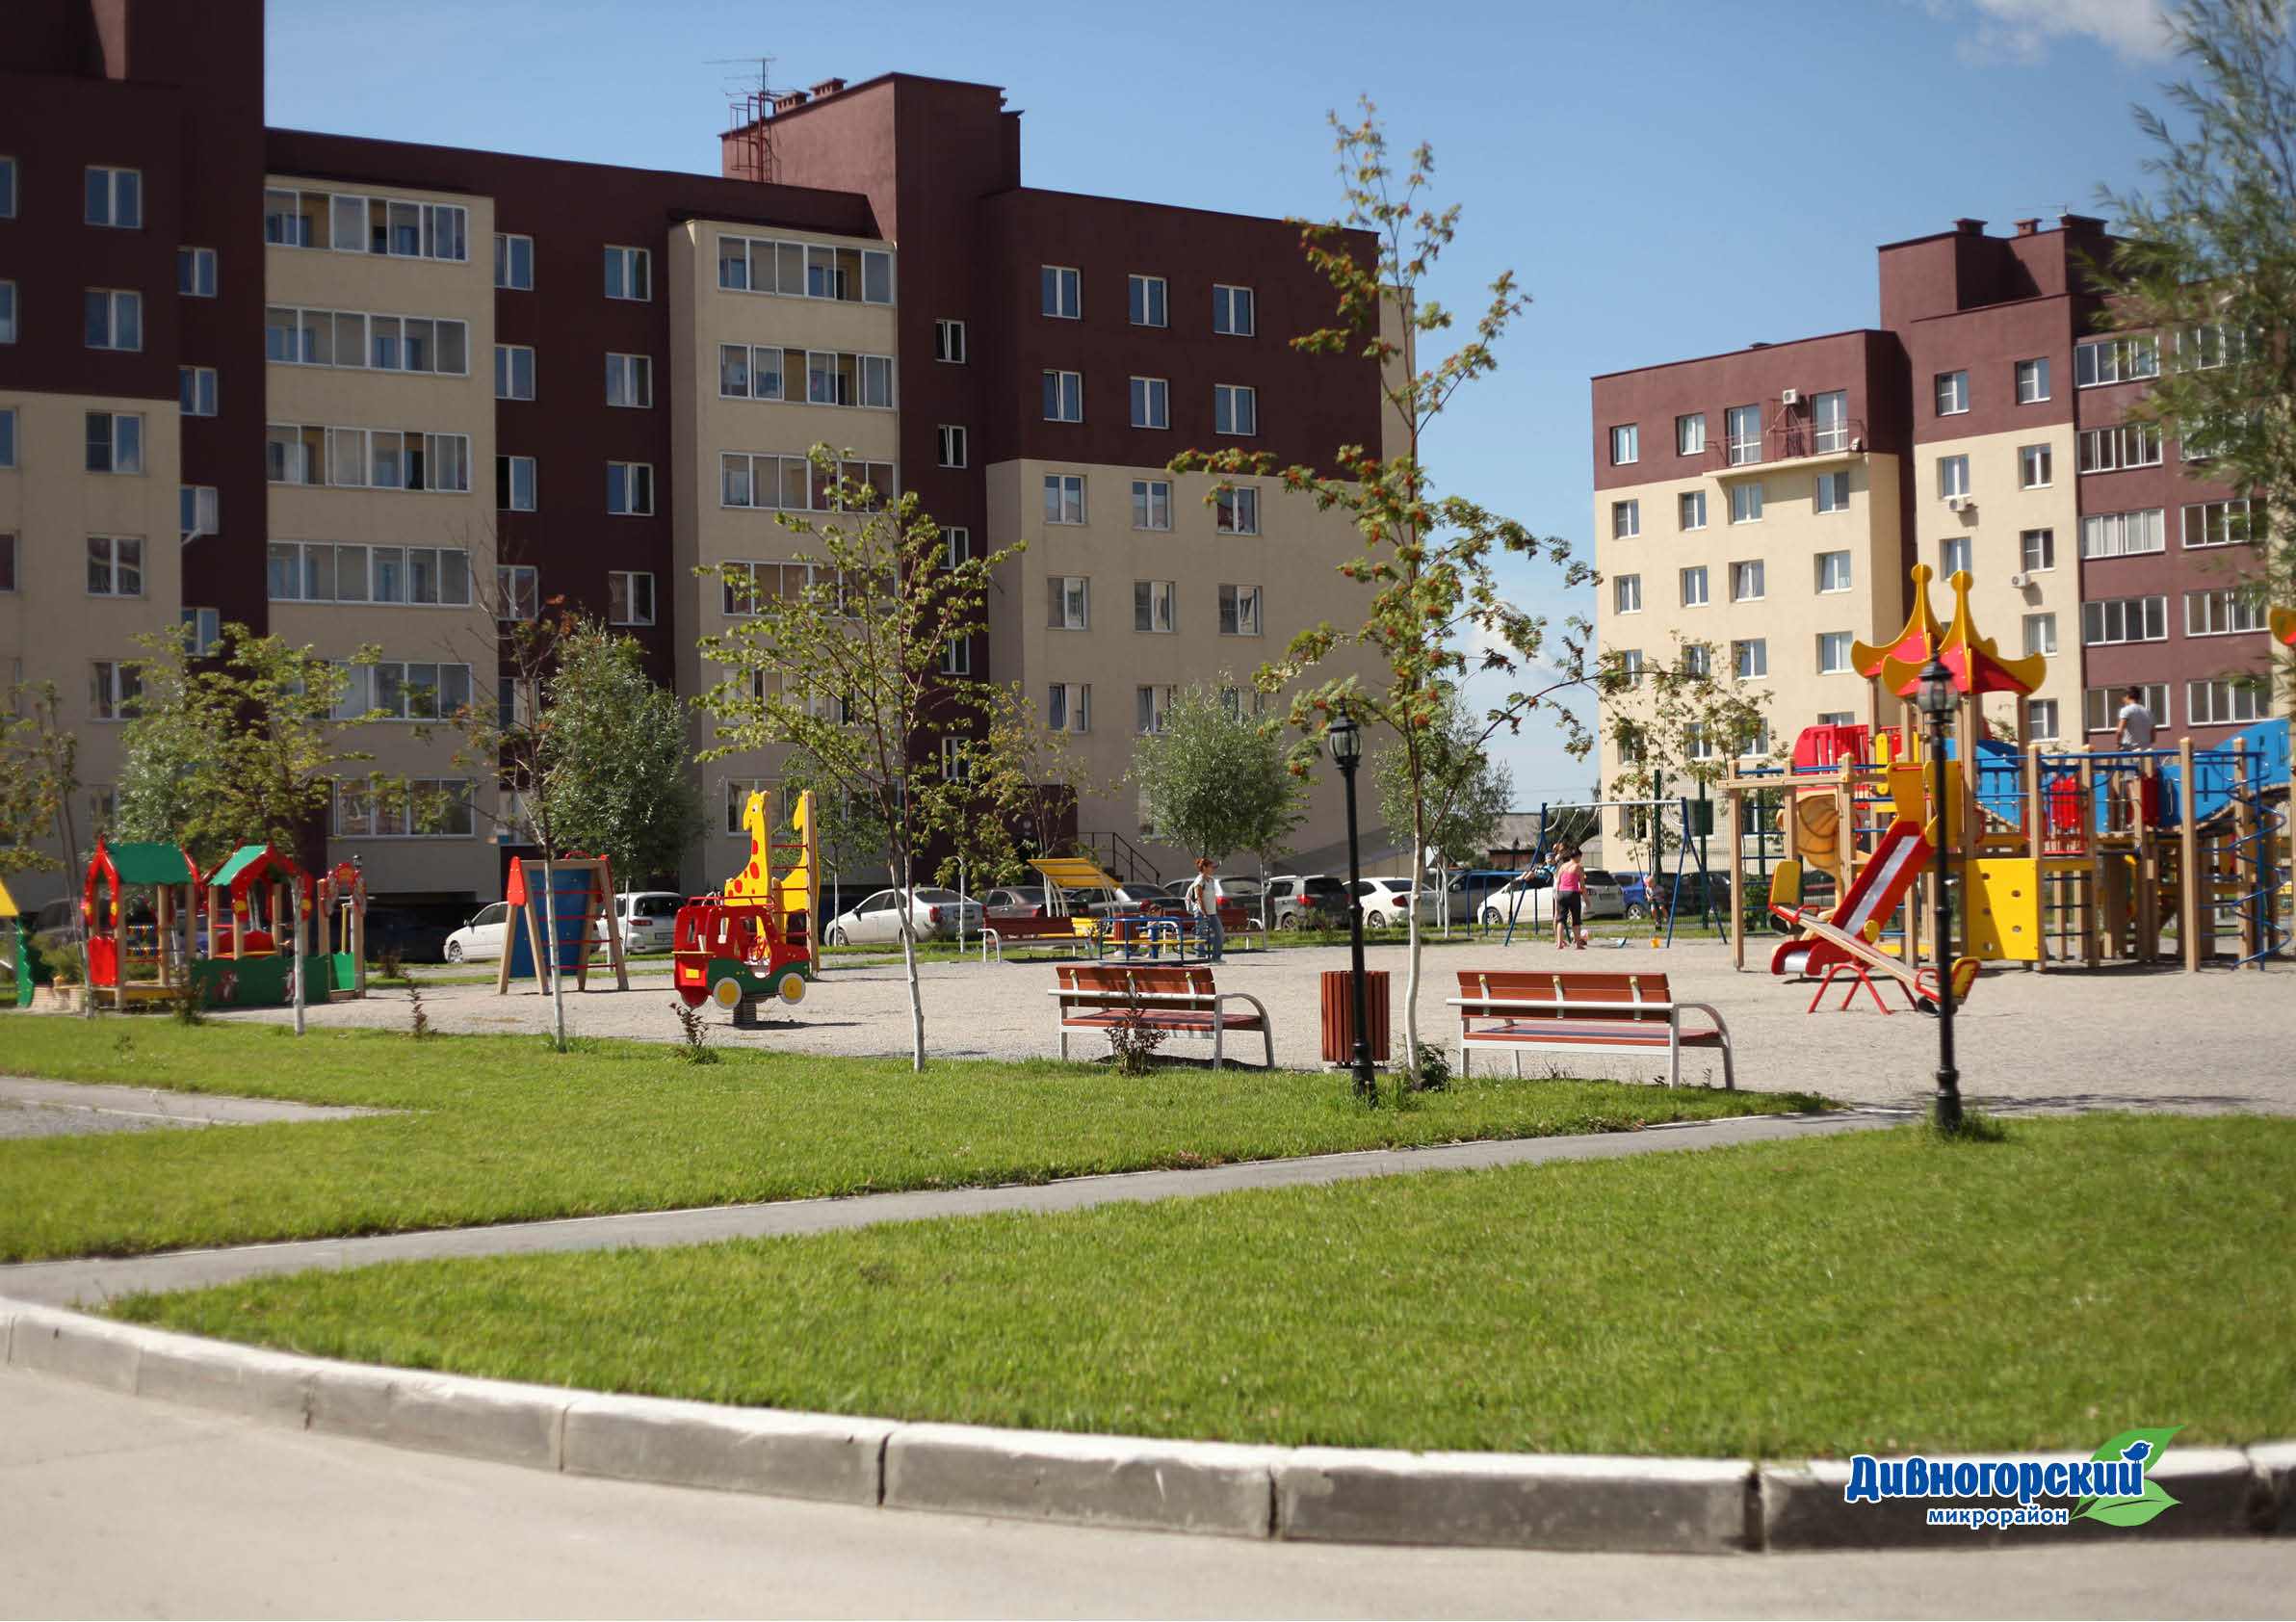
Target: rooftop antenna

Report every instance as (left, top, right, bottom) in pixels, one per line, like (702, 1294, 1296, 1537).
(709, 56, 776, 183)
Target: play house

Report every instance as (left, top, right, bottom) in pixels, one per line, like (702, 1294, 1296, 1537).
(83, 838, 199, 1009)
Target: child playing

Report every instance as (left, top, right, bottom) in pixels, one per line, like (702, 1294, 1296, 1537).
(1552, 848, 1589, 950)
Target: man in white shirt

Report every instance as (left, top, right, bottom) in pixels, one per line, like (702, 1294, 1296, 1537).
(2116, 686, 2157, 824)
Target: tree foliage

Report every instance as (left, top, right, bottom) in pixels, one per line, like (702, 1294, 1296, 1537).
(536, 623, 704, 889)
(1372, 690, 1510, 869)
(1132, 680, 1308, 868)
(2101, 0, 2296, 694)
(0, 680, 80, 877)
(1599, 639, 1772, 876)
(933, 684, 1104, 891)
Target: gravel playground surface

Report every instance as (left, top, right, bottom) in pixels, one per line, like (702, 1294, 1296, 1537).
(202, 936, 2296, 1116)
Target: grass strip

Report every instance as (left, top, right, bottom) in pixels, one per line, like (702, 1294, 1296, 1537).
(0, 1020, 1814, 1262)
(110, 1114, 2296, 1458)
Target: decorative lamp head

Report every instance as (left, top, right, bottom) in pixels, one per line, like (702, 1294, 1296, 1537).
(1914, 658, 1957, 719)
(1326, 705, 1363, 767)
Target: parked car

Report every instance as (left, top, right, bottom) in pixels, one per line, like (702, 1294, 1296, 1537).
(1092, 882, 1187, 919)
(1479, 870, 1552, 926)
(1576, 869, 1631, 920)
(443, 902, 511, 963)
(980, 885, 1053, 918)
(1440, 869, 1527, 924)
(822, 887, 985, 946)
(594, 890, 685, 955)
(359, 904, 452, 964)
(30, 897, 85, 952)
(1263, 874, 1351, 929)
(1347, 877, 1441, 929)
(1621, 870, 1733, 920)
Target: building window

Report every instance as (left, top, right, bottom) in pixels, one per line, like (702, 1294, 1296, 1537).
(85, 412, 144, 475)
(1725, 404, 1761, 465)
(2023, 613, 2058, 657)
(262, 190, 467, 260)
(1679, 565, 1709, 607)
(179, 485, 219, 538)
(494, 233, 533, 290)
(2185, 589, 2264, 637)
(604, 246, 651, 301)
(0, 407, 13, 467)
(1610, 424, 1638, 465)
(2086, 684, 2169, 733)
(1129, 275, 1167, 327)
(1683, 644, 1712, 680)
(606, 462, 653, 515)
(265, 306, 470, 374)
(179, 366, 219, 417)
(1131, 480, 1171, 531)
(1728, 483, 1762, 523)
(0, 281, 13, 344)
(1130, 377, 1169, 430)
(2183, 499, 2250, 548)
(1808, 390, 1847, 453)
(720, 779, 769, 836)
(0, 157, 13, 218)
(335, 776, 474, 839)
(1213, 284, 1255, 336)
(1214, 486, 1260, 535)
(1679, 489, 1707, 530)
(85, 167, 141, 228)
(717, 236, 893, 303)
(177, 247, 217, 298)
(86, 536, 144, 597)
(496, 345, 535, 401)
(1047, 683, 1090, 733)
(1814, 471, 1850, 513)
(1934, 370, 1969, 415)
(1218, 584, 1262, 636)
(2021, 527, 2056, 572)
(1045, 474, 1085, 525)
(2028, 698, 2061, 741)
(1613, 574, 1642, 614)
(2082, 595, 2168, 645)
(1943, 536, 1971, 576)
(940, 638, 972, 677)
(2075, 335, 2158, 386)
(1043, 369, 1083, 422)
(91, 661, 143, 720)
(1042, 265, 1081, 319)
(1048, 575, 1089, 629)
(84, 289, 141, 351)
(1937, 455, 1970, 499)
(1816, 632, 1852, 674)
(262, 426, 469, 492)
(340, 663, 476, 722)
(719, 454, 892, 512)
(1733, 639, 1768, 680)
(937, 528, 971, 568)
(2080, 508, 2166, 559)
(1612, 649, 1644, 688)
(497, 455, 535, 511)
(1134, 579, 1176, 632)
(2019, 444, 2053, 488)
(2016, 356, 2050, 404)
(496, 565, 539, 622)
(176, 607, 221, 655)
(1676, 412, 1705, 457)
(1816, 550, 1852, 593)
(937, 425, 968, 468)
(267, 542, 471, 606)
(0, 534, 12, 591)
(1730, 560, 1764, 602)
(609, 570, 655, 626)
(2189, 679, 2269, 726)
(605, 353, 653, 408)
(1611, 499, 1639, 539)
(1135, 686, 1176, 735)
(2077, 424, 2162, 473)
(1213, 384, 1257, 435)
(934, 319, 966, 362)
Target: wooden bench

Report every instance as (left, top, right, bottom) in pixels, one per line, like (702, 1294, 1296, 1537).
(979, 914, 1097, 961)
(1051, 963, 1273, 1069)
(1447, 970, 1734, 1088)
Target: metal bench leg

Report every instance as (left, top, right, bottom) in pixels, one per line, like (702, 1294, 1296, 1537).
(1668, 1038, 1680, 1088)
(1213, 1022, 1224, 1071)
(1457, 1042, 1470, 1079)
(1512, 1049, 1521, 1079)
(1261, 1025, 1273, 1068)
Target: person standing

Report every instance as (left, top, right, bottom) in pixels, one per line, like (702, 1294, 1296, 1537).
(1552, 847, 1588, 950)
(2116, 685, 2158, 826)
(1188, 857, 1225, 963)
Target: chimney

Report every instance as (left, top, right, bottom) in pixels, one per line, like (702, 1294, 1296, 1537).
(809, 77, 846, 98)
(1953, 218, 1986, 235)
(772, 90, 811, 114)
(2058, 212, 2107, 234)
(2013, 218, 2040, 237)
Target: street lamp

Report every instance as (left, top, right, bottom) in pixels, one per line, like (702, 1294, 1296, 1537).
(1913, 657, 1962, 1134)
(1326, 704, 1376, 1100)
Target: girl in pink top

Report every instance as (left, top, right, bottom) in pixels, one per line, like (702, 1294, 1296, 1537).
(1553, 849, 1588, 950)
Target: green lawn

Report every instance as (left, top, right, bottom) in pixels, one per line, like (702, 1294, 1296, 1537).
(0, 1020, 1815, 1263)
(109, 1114, 2296, 1458)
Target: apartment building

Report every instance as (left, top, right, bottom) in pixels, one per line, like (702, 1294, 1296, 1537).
(1592, 215, 2277, 824)
(0, 0, 1385, 910)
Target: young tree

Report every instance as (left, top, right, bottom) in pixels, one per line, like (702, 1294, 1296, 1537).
(1, 681, 92, 1013)
(540, 623, 705, 889)
(699, 451, 1019, 1071)
(2102, 0, 2296, 697)
(1131, 679, 1308, 869)
(1599, 640, 1772, 903)
(1172, 105, 1592, 1098)
(1372, 689, 1511, 871)
(931, 683, 1104, 903)
(123, 624, 381, 1033)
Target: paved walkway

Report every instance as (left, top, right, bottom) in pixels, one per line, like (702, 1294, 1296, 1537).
(0, 1077, 384, 1140)
(5, 1368, 2286, 1619)
(0, 1108, 1895, 1307)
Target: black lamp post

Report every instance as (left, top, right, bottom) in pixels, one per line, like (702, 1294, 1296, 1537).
(1913, 657, 1962, 1134)
(1327, 705, 1376, 1100)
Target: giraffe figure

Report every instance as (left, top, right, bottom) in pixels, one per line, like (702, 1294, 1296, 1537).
(720, 789, 777, 904)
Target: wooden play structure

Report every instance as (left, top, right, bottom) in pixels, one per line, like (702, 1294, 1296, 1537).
(496, 855, 629, 994)
(0, 874, 29, 1008)
(1724, 564, 2291, 994)
(315, 861, 367, 998)
(83, 838, 199, 1008)
(672, 788, 816, 1023)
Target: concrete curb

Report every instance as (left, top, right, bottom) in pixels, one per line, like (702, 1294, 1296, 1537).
(6, 1297, 2289, 1554)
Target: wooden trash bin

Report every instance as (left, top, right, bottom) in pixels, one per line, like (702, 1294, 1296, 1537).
(1318, 968, 1391, 1064)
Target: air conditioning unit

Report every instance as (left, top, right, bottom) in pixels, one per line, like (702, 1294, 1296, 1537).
(2008, 571, 2032, 589)
(1780, 388, 1802, 406)
(1849, 436, 1864, 452)
(1947, 496, 1972, 513)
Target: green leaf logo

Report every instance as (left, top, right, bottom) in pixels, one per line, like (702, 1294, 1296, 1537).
(2076, 1426, 2182, 1527)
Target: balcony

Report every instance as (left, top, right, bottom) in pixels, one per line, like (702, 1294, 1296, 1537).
(1709, 413, 1868, 480)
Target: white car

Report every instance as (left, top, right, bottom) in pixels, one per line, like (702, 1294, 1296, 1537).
(594, 890, 685, 955)
(1347, 877, 1441, 929)
(443, 902, 509, 962)
(822, 887, 985, 946)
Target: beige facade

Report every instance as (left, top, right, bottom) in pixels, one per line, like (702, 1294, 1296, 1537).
(1908, 423, 2080, 742)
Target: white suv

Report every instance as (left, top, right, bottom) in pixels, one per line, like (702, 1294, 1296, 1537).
(598, 891, 685, 955)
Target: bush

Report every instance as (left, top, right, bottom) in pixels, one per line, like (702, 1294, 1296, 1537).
(31, 936, 84, 985)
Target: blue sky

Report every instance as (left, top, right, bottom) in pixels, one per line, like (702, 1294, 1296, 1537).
(269, 0, 2191, 806)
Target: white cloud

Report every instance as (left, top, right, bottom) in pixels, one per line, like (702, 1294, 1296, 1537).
(1934, 0, 2173, 63)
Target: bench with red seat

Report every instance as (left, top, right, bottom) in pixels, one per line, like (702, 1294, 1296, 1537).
(1050, 962, 1273, 1069)
(1446, 969, 1734, 1088)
